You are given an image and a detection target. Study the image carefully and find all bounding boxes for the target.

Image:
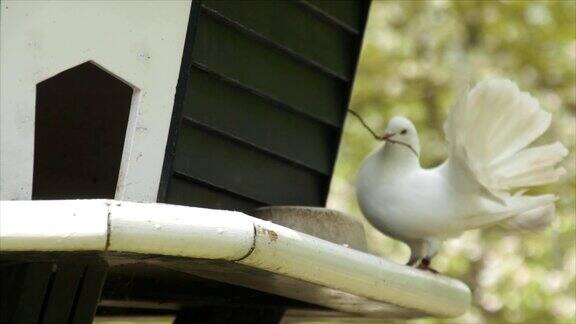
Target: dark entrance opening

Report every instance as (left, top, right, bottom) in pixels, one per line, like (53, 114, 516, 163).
(33, 62, 133, 199)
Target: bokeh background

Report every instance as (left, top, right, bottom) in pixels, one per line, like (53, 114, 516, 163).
(327, 1, 576, 323)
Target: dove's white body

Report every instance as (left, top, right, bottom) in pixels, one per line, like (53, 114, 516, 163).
(356, 79, 567, 263)
(357, 149, 553, 242)
(358, 157, 465, 241)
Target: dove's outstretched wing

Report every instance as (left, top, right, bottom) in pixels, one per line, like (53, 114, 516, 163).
(442, 79, 567, 228)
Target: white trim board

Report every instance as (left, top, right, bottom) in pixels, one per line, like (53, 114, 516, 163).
(0, 200, 471, 318)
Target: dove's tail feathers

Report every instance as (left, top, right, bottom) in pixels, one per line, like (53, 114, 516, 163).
(502, 204, 555, 231)
(458, 194, 557, 231)
(445, 78, 567, 198)
(491, 142, 568, 190)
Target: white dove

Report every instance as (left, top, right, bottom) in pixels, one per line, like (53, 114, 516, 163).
(356, 79, 568, 272)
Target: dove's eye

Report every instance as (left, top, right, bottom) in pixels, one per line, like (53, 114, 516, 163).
(400, 129, 408, 135)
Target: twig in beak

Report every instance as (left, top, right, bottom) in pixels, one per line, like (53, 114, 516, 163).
(347, 109, 419, 157)
(386, 138, 419, 157)
(347, 109, 383, 141)
(380, 133, 395, 141)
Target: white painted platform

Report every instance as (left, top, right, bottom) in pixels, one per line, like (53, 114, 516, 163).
(0, 200, 471, 318)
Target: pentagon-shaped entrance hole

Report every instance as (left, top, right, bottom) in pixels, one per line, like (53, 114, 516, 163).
(33, 62, 133, 199)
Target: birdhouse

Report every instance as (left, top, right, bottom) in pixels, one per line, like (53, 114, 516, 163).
(0, 1, 470, 323)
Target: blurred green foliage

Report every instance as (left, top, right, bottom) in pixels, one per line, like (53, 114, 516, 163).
(327, 1, 575, 323)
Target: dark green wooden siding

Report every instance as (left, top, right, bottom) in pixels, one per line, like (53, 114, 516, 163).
(0, 260, 107, 324)
(159, 0, 370, 214)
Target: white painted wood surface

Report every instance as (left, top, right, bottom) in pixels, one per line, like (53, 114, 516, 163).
(0, 1, 191, 201)
(0, 200, 471, 318)
(0, 200, 108, 251)
(244, 219, 471, 317)
(108, 201, 254, 260)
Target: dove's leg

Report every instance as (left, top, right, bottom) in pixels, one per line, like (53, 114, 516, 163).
(406, 240, 425, 266)
(417, 238, 441, 273)
(424, 238, 441, 260)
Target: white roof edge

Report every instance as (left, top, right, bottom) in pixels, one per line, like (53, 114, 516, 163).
(0, 199, 110, 251)
(107, 201, 255, 260)
(244, 219, 471, 318)
(0, 199, 471, 318)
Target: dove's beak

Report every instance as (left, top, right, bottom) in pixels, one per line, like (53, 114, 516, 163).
(380, 132, 395, 141)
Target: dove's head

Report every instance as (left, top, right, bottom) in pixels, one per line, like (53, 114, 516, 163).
(381, 116, 420, 158)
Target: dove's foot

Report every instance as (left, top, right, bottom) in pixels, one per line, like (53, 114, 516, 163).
(417, 258, 439, 274)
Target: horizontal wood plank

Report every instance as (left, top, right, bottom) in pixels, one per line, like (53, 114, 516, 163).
(192, 13, 347, 126)
(172, 125, 326, 206)
(166, 177, 262, 214)
(202, 0, 354, 78)
(182, 68, 337, 175)
(300, 0, 366, 33)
